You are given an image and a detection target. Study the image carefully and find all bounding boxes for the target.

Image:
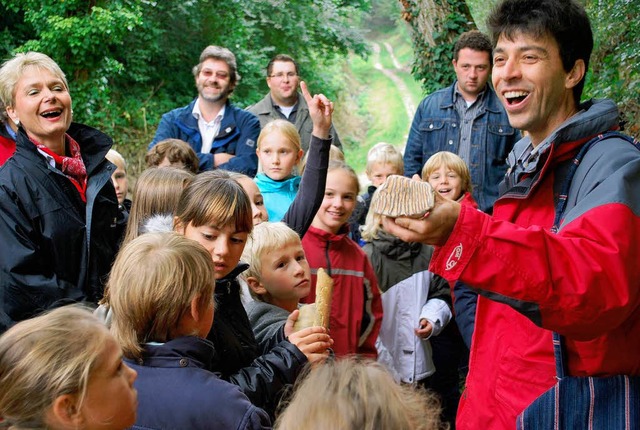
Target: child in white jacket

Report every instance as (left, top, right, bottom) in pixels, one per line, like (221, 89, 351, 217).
(362, 209, 452, 385)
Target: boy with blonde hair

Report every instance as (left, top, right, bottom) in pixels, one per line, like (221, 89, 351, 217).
(109, 232, 271, 429)
(242, 221, 332, 353)
(350, 143, 404, 245)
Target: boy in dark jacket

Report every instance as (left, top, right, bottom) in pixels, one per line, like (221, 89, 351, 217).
(109, 232, 271, 430)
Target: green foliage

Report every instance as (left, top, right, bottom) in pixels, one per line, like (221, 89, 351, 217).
(584, 0, 640, 135)
(0, 0, 372, 161)
(401, 0, 475, 94)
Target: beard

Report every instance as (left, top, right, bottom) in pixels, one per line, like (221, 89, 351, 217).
(198, 83, 232, 103)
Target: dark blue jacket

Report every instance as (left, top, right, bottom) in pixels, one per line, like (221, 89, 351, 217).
(150, 99, 260, 176)
(403, 82, 517, 212)
(127, 336, 271, 430)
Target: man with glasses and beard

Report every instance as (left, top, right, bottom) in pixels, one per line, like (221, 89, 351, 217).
(150, 46, 260, 176)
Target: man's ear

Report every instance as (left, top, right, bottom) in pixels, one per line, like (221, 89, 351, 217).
(565, 59, 586, 90)
(246, 276, 267, 295)
(51, 394, 83, 428)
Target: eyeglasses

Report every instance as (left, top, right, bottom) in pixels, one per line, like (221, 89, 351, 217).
(268, 72, 298, 79)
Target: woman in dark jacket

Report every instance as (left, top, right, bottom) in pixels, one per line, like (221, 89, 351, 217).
(0, 52, 118, 333)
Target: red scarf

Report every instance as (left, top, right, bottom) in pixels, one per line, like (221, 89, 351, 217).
(31, 134, 87, 202)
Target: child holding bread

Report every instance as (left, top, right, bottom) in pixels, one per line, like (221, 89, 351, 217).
(301, 160, 383, 358)
(241, 221, 334, 358)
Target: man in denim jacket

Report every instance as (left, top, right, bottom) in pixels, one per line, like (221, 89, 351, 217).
(404, 31, 517, 213)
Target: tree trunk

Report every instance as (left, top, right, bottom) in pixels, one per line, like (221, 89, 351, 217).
(400, 0, 475, 47)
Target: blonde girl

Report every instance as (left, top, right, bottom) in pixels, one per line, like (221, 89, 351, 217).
(254, 119, 304, 221)
(0, 305, 137, 430)
(301, 160, 383, 357)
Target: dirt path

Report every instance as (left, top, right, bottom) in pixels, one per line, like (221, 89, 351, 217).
(371, 42, 417, 123)
(358, 42, 417, 187)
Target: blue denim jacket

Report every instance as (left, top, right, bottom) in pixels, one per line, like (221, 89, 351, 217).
(404, 82, 518, 212)
(149, 99, 260, 176)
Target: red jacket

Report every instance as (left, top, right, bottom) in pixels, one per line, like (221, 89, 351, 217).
(302, 225, 383, 358)
(0, 134, 16, 165)
(430, 99, 640, 429)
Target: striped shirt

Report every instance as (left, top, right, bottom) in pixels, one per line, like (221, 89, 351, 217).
(454, 86, 487, 164)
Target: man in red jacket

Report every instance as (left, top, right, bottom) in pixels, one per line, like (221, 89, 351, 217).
(384, 0, 640, 429)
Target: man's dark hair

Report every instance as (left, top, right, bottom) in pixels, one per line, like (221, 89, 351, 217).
(453, 30, 493, 63)
(266, 54, 299, 77)
(487, 0, 593, 104)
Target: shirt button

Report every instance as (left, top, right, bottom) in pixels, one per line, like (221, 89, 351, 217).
(179, 358, 188, 367)
(448, 140, 453, 145)
(452, 123, 457, 128)
(499, 128, 504, 132)
(429, 124, 434, 129)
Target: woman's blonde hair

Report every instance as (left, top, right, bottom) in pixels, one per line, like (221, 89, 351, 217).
(365, 142, 404, 176)
(421, 151, 472, 195)
(257, 119, 301, 151)
(173, 170, 253, 234)
(122, 167, 194, 245)
(109, 232, 215, 360)
(275, 358, 445, 430)
(0, 305, 111, 428)
(242, 222, 302, 301)
(0, 52, 68, 107)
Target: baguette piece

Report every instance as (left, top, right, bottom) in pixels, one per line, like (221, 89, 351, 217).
(314, 268, 333, 328)
(369, 174, 435, 218)
(293, 303, 317, 332)
(292, 268, 334, 332)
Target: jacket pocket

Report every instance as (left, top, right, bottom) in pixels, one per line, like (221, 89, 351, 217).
(419, 119, 446, 132)
(487, 124, 515, 137)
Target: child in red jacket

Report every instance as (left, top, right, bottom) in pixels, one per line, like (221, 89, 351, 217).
(301, 160, 383, 358)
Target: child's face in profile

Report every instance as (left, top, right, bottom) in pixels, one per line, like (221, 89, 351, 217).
(236, 176, 268, 225)
(427, 165, 463, 201)
(256, 241, 311, 304)
(257, 131, 302, 181)
(312, 169, 358, 235)
(110, 162, 128, 205)
(179, 221, 248, 279)
(78, 334, 138, 430)
(368, 161, 401, 187)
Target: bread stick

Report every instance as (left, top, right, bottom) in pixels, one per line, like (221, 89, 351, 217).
(314, 268, 333, 328)
(293, 303, 317, 332)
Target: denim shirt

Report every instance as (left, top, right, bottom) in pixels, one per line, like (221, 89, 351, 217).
(404, 81, 518, 212)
